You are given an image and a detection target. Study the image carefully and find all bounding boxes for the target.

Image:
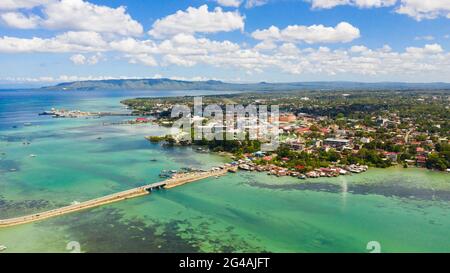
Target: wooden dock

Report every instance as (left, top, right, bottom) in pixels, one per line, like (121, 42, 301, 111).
(0, 167, 231, 228)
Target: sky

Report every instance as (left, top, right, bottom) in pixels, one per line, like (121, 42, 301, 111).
(0, 0, 449, 87)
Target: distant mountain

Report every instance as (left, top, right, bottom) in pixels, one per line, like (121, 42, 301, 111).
(41, 78, 450, 91)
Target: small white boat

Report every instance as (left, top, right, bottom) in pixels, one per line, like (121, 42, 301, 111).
(0, 245, 7, 252)
(29, 154, 37, 158)
(298, 174, 306, 179)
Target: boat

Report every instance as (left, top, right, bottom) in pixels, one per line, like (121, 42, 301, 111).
(23, 122, 33, 126)
(39, 111, 54, 116)
(0, 245, 6, 252)
(238, 164, 251, 171)
(29, 154, 37, 158)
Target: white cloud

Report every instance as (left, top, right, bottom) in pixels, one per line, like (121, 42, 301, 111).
(57, 31, 108, 49)
(396, 0, 450, 20)
(0, 31, 108, 53)
(110, 38, 158, 54)
(42, 0, 143, 35)
(149, 5, 244, 38)
(4, 27, 448, 80)
(163, 54, 197, 67)
(0, 1, 448, 82)
(70, 53, 104, 65)
(87, 52, 104, 64)
(0, 0, 143, 36)
(252, 22, 360, 44)
(245, 0, 269, 8)
(309, 0, 348, 9)
(1, 74, 225, 84)
(308, 0, 397, 9)
(158, 33, 240, 55)
(406, 43, 443, 54)
(215, 0, 242, 7)
(307, 0, 450, 21)
(267, 43, 449, 77)
(0, 0, 51, 10)
(0, 12, 41, 28)
(1, 39, 450, 81)
(70, 54, 86, 65)
(414, 35, 435, 41)
(127, 53, 158, 66)
(350, 45, 369, 52)
(0, 75, 145, 84)
(254, 40, 277, 51)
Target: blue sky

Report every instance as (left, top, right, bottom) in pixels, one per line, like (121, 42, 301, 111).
(0, 0, 449, 87)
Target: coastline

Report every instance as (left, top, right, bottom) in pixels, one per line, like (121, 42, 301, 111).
(1, 89, 449, 253)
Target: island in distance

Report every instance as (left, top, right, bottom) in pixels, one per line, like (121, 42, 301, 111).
(40, 78, 450, 91)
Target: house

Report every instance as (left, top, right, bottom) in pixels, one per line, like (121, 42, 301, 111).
(279, 114, 297, 123)
(254, 151, 265, 157)
(295, 127, 311, 135)
(323, 138, 350, 148)
(288, 141, 304, 150)
(376, 117, 388, 126)
(135, 117, 150, 123)
(416, 155, 427, 167)
(320, 128, 330, 135)
(384, 152, 398, 162)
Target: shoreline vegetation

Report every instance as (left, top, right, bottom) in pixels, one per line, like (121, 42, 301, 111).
(122, 89, 449, 177)
(147, 134, 370, 179)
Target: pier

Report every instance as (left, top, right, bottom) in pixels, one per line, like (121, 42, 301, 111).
(0, 167, 231, 228)
(39, 108, 136, 118)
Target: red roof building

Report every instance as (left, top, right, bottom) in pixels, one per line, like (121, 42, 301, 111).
(416, 147, 425, 153)
(295, 127, 311, 134)
(135, 117, 150, 123)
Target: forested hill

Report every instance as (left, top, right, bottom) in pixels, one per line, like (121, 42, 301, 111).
(41, 78, 450, 91)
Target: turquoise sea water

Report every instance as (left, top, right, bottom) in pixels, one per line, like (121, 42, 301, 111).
(0, 89, 449, 253)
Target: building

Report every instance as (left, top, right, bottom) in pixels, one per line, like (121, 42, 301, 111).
(384, 152, 398, 162)
(279, 114, 297, 123)
(323, 138, 350, 148)
(135, 117, 150, 123)
(416, 155, 427, 167)
(295, 127, 311, 135)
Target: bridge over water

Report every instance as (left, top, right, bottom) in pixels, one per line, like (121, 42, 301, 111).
(0, 168, 231, 228)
